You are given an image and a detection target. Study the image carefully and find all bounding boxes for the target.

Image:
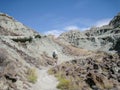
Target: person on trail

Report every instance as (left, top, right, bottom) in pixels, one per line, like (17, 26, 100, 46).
(52, 50, 58, 59)
(52, 50, 58, 64)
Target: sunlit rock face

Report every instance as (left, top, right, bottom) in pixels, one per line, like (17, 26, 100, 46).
(0, 13, 37, 36)
(109, 12, 120, 28)
(59, 13, 120, 53)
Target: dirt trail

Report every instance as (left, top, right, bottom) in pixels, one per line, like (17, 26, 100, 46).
(31, 37, 95, 90)
(31, 53, 95, 90)
(31, 67, 59, 90)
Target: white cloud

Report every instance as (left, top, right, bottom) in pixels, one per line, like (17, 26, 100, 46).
(44, 18, 112, 37)
(44, 25, 81, 37)
(44, 25, 89, 36)
(80, 27, 90, 31)
(44, 30, 63, 37)
(64, 25, 90, 31)
(95, 18, 111, 27)
(64, 25, 80, 31)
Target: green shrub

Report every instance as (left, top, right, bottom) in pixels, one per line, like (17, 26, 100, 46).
(35, 34, 41, 38)
(27, 68, 38, 83)
(57, 78, 71, 90)
(48, 69, 54, 75)
(12, 36, 33, 43)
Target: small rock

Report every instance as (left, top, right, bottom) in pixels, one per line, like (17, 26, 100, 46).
(117, 61, 120, 67)
(93, 64, 99, 70)
(117, 76, 120, 82)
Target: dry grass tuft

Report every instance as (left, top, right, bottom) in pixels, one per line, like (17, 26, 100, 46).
(27, 68, 38, 83)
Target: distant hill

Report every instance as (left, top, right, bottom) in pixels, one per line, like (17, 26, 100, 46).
(59, 13, 120, 53)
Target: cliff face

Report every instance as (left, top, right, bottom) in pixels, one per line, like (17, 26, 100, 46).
(59, 13, 120, 53)
(0, 13, 44, 90)
(109, 12, 120, 28)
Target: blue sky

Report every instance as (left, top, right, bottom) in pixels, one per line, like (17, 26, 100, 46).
(0, 0, 120, 36)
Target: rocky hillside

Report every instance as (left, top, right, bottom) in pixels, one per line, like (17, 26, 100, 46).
(0, 13, 92, 90)
(59, 13, 120, 53)
(0, 12, 120, 90)
(0, 13, 37, 36)
(50, 52, 120, 90)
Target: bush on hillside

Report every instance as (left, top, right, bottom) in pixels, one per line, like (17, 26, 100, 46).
(27, 68, 38, 83)
(12, 36, 33, 43)
(35, 34, 41, 39)
(57, 78, 71, 90)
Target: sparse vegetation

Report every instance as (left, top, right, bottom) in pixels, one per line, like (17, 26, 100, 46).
(12, 36, 33, 43)
(48, 69, 54, 75)
(57, 78, 71, 90)
(55, 74, 79, 90)
(48, 52, 120, 90)
(27, 68, 38, 83)
(35, 34, 41, 38)
(49, 71, 79, 90)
